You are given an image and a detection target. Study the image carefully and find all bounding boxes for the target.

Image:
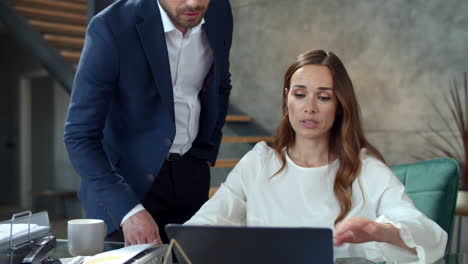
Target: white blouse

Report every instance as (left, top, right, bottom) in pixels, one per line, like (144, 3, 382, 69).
(186, 142, 447, 263)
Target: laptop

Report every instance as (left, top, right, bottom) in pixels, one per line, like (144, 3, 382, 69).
(165, 224, 334, 264)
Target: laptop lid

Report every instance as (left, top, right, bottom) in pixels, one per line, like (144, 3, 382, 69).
(165, 224, 334, 264)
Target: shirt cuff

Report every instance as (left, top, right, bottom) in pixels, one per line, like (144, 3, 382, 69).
(120, 204, 146, 226)
(376, 215, 425, 264)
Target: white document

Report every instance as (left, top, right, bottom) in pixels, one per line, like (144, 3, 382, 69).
(0, 224, 49, 245)
(83, 243, 154, 264)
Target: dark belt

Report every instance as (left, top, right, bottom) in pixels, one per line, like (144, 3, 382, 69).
(166, 152, 190, 161)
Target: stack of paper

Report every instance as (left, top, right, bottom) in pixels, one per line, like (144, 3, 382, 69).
(82, 244, 155, 264)
(0, 224, 49, 245)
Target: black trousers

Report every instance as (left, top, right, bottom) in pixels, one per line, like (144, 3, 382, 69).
(106, 155, 210, 243)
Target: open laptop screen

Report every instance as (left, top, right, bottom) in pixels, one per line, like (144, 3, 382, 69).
(165, 224, 334, 264)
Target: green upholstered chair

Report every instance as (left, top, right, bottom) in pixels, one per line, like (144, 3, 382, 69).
(390, 158, 459, 243)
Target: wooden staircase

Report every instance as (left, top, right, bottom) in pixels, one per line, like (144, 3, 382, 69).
(7, 0, 272, 197)
(9, 0, 86, 63)
(209, 114, 273, 197)
(217, 119, 273, 167)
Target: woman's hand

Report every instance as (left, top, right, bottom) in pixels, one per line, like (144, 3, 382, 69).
(334, 217, 416, 254)
(334, 217, 380, 246)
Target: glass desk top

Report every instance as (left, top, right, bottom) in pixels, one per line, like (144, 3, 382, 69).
(50, 240, 466, 264)
(50, 239, 124, 259)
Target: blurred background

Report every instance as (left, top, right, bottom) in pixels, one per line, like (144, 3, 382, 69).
(0, 0, 467, 254)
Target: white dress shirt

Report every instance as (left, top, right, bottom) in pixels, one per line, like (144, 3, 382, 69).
(160, 2, 213, 155)
(121, 0, 213, 225)
(186, 142, 447, 263)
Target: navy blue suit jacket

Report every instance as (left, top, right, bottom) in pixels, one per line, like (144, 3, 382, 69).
(64, 0, 233, 234)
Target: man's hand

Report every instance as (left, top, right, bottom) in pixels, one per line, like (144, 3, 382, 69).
(122, 210, 161, 246)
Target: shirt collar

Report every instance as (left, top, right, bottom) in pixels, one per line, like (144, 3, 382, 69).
(157, 0, 205, 34)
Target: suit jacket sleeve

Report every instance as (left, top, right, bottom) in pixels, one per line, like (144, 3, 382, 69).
(206, 0, 234, 164)
(64, 15, 139, 227)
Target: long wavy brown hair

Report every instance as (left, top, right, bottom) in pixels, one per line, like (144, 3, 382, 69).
(269, 49, 386, 224)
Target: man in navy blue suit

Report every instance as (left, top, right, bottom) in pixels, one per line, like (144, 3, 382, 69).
(64, 0, 232, 246)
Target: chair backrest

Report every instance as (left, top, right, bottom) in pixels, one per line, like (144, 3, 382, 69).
(390, 158, 459, 241)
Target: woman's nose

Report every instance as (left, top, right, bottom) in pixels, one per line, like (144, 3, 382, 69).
(304, 98, 317, 113)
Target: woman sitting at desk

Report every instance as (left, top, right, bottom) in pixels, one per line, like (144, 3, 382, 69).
(185, 49, 446, 263)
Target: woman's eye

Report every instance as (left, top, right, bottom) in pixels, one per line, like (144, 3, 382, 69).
(294, 93, 305, 98)
(318, 95, 331, 101)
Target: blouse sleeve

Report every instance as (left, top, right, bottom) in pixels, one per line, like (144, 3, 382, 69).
(185, 142, 267, 226)
(364, 160, 447, 263)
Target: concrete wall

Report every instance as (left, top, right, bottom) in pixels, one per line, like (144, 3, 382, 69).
(228, 0, 468, 165)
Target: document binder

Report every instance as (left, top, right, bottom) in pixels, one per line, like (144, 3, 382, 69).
(0, 211, 52, 264)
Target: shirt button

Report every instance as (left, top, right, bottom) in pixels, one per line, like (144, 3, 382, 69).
(165, 138, 172, 147)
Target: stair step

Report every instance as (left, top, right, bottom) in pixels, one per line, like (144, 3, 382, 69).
(14, 0, 87, 13)
(29, 19, 86, 36)
(225, 115, 251, 122)
(15, 6, 87, 24)
(221, 136, 274, 143)
(60, 50, 81, 62)
(214, 159, 239, 168)
(44, 34, 84, 49)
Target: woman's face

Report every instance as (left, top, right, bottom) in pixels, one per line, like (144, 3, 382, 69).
(287, 65, 338, 143)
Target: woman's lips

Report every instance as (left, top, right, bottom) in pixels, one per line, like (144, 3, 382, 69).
(301, 120, 318, 128)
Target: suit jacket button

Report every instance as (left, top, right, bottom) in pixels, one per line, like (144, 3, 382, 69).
(165, 138, 172, 147)
(147, 174, 154, 182)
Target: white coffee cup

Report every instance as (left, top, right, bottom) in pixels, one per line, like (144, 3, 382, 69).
(68, 219, 106, 256)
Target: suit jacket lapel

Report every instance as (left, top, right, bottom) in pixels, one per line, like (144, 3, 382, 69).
(135, 0, 174, 119)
